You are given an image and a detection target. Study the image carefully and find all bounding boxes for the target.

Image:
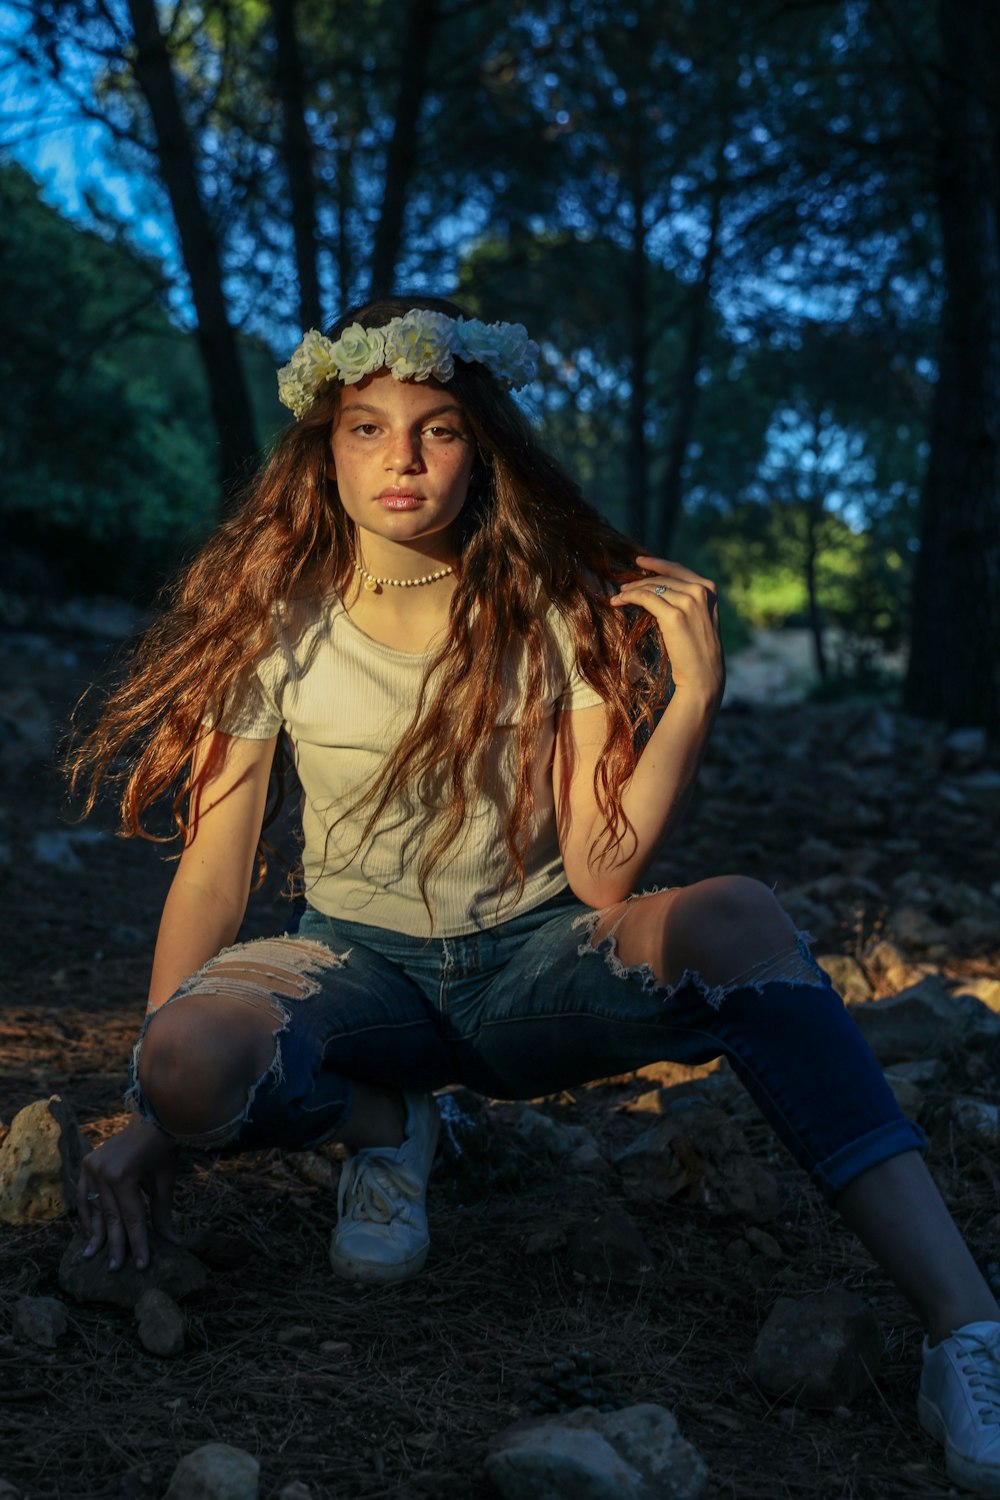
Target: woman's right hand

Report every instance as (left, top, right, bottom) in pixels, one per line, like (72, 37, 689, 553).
(76, 1116, 183, 1271)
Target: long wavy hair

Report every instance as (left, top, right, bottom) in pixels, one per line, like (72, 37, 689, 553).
(69, 295, 670, 922)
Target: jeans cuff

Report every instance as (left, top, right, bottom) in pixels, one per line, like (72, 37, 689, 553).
(812, 1117, 928, 1201)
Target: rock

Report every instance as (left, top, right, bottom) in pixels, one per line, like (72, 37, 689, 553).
(135, 1289, 185, 1356)
(276, 1325, 314, 1347)
(884, 1058, 942, 1085)
(511, 1106, 598, 1158)
(30, 828, 108, 872)
(882, 1072, 924, 1120)
(485, 1403, 709, 1500)
(615, 1100, 780, 1221)
(563, 1141, 610, 1175)
(163, 1444, 259, 1500)
(955, 977, 1000, 1014)
(748, 1290, 881, 1408)
(744, 1227, 783, 1261)
(848, 977, 1000, 1065)
(0, 1096, 91, 1223)
(944, 727, 988, 771)
(12, 1295, 68, 1348)
(277, 1485, 313, 1500)
(888, 906, 949, 949)
(948, 1098, 1000, 1138)
(816, 955, 872, 1005)
(59, 1230, 207, 1309)
(959, 770, 1000, 816)
(861, 940, 928, 995)
(286, 1152, 335, 1190)
(0, 686, 52, 758)
(566, 1210, 657, 1286)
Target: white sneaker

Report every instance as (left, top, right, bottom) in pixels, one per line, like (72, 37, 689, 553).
(920, 1320, 1000, 1496)
(329, 1092, 440, 1284)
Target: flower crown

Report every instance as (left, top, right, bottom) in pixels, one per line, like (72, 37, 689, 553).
(277, 309, 539, 419)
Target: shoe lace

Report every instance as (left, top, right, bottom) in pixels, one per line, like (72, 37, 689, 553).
(338, 1153, 421, 1225)
(956, 1325, 1000, 1425)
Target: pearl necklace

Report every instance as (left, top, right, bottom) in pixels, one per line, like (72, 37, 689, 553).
(354, 560, 454, 592)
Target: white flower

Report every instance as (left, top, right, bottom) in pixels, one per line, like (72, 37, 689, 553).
(455, 318, 538, 387)
(491, 323, 539, 387)
(382, 311, 456, 382)
(328, 323, 386, 385)
(277, 310, 539, 418)
(277, 329, 339, 417)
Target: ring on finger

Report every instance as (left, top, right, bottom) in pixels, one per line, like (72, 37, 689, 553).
(653, 583, 671, 597)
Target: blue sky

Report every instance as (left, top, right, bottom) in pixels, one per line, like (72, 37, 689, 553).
(0, 4, 173, 257)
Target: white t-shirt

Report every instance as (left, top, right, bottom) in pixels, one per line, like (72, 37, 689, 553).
(213, 594, 605, 936)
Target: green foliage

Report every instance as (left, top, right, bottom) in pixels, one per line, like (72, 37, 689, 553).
(0, 161, 284, 592)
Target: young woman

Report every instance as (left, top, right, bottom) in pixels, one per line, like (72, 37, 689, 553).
(72, 296, 1000, 1495)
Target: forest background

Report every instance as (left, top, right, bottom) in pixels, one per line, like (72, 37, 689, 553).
(2, 0, 999, 730)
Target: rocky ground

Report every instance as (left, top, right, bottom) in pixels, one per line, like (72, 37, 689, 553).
(0, 604, 999, 1500)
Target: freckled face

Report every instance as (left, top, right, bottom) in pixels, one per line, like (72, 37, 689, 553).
(330, 369, 475, 551)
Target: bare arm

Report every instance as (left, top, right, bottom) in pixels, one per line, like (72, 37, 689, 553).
(147, 729, 278, 1010)
(554, 555, 725, 907)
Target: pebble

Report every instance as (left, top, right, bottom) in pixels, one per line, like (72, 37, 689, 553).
(12, 1296, 67, 1349)
(163, 1442, 259, 1500)
(135, 1289, 185, 1356)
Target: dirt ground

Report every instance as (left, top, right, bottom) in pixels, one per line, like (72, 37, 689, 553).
(0, 618, 997, 1500)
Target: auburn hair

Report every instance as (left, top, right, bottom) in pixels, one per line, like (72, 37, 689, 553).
(69, 295, 670, 924)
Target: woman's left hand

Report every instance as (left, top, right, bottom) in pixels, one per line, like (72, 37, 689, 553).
(609, 554, 726, 707)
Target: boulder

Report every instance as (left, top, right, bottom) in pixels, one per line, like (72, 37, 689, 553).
(12, 1296, 68, 1349)
(59, 1230, 207, 1309)
(485, 1403, 709, 1500)
(748, 1290, 881, 1408)
(848, 977, 1000, 1065)
(163, 1444, 259, 1500)
(615, 1100, 780, 1221)
(511, 1106, 600, 1159)
(135, 1289, 185, 1356)
(0, 1096, 91, 1223)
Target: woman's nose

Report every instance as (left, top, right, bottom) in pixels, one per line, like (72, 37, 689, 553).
(385, 432, 422, 471)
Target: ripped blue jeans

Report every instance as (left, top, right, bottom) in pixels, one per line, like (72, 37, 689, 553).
(125, 885, 924, 1202)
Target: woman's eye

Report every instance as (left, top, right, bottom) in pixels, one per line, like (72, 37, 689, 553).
(425, 426, 457, 439)
(353, 423, 380, 436)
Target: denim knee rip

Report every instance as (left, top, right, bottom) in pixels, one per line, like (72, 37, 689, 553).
(572, 889, 824, 1011)
(124, 935, 350, 1149)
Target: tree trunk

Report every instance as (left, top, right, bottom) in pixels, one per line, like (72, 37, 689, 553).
(625, 143, 649, 542)
(125, 0, 259, 498)
(368, 0, 438, 298)
(805, 496, 828, 682)
(270, 0, 323, 332)
(655, 167, 723, 555)
(903, 0, 1000, 729)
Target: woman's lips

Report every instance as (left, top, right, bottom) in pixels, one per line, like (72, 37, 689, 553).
(377, 493, 424, 509)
